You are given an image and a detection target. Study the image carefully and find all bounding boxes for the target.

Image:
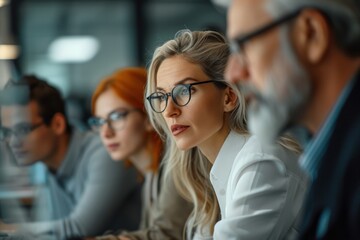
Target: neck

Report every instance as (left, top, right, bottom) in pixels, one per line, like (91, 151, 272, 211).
(198, 124, 231, 164)
(129, 146, 152, 176)
(301, 54, 360, 135)
(44, 132, 71, 171)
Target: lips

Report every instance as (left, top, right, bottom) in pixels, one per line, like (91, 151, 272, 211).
(107, 143, 120, 152)
(171, 124, 189, 136)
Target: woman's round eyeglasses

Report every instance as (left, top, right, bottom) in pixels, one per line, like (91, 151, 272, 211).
(88, 108, 139, 132)
(146, 80, 226, 113)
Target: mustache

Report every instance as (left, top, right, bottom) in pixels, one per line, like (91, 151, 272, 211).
(236, 81, 269, 106)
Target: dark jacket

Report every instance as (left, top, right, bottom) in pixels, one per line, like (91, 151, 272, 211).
(300, 70, 360, 239)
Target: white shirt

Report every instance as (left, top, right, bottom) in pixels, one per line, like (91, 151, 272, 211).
(210, 131, 308, 240)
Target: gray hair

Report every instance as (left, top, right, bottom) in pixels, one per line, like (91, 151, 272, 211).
(265, 0, 360, 56)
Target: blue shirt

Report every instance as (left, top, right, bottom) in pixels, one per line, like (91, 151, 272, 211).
(299, 72, 359, 239)
(300, 73, 357, 181)
(19, 130, 142, 239)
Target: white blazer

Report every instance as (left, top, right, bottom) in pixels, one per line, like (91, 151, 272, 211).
(210, 131, 308, 240)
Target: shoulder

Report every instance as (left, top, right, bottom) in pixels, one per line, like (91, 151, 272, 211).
(232, 135, 302, 176)
(240, 135, 297, 158)
(75, 130, 104, 150)
(72, 130, 115, 167)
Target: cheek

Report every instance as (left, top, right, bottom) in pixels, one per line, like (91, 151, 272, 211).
(121, 120, 148, 146)
(248, 55, 271, 91)
(248, 38, 279, 91)
(26, 133, 55, 158)
(188, 96, 226, 130)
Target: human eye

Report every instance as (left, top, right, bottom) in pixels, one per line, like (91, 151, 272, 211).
(151, 92, 166, 102)
(14, 125, 32, 135)
(174, 85, 190, 96)
(109, 111, 128, 121)
(0, 127, 12, 139)
(88, 117, 104, 126)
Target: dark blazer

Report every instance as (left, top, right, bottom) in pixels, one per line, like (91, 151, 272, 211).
(300, 70, 360, 239)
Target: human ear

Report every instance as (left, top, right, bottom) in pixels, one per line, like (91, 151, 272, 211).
(224, 87, 238, 112)
(292, 9, 330, 64)
(51, 113, 67, 135)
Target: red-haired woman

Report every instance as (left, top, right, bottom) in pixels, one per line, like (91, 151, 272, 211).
(87, 67, 192, 240)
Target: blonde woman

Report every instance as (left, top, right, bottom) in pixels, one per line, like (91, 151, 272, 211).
(145, 29, 308, 239)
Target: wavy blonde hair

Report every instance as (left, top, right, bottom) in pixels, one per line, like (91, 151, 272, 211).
(145, 29, 302, 236)
(145, 29, 247, 235)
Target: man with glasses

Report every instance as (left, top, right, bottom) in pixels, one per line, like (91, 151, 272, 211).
(226, 0, 360, 239)
(0, 76, 142, 239)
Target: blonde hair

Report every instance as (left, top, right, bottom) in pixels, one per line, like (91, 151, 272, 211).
(145, 29, 302, 235)
(145, 29, 248, 234)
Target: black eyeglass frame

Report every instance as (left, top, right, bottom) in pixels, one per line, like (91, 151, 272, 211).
(0, 122, 44, 142)
(230, 8, 302, 55)
(146, 80, 226, 113)
(88, 108, 140, 132)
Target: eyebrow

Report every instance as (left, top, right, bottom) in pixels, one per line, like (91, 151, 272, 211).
(94, 107, 128, 119)
(109, 107, 128, 115)
(156, 78, 200, 91)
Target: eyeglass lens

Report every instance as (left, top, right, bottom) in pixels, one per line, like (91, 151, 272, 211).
(0, 123, 43, 141)
(148, 84, 191, 113)
(89, 110, 130, 132)
(147, 80, 224, 113)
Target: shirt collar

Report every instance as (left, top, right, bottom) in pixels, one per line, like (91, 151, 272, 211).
(211, 130, 247, 186)
(300, 69, 359, 180)
(55, 130, 82, 179)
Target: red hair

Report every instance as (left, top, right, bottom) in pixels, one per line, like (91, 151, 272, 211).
(92, 67, 163, 172)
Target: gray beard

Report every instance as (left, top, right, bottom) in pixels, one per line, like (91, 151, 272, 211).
(245, 28, 311, 144)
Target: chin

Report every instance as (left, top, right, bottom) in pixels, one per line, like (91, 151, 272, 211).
(109, 153, 124, 161)
(15, 157, 38, 167)
(248, 101, 286, 145)
(175, 139, 195, 151)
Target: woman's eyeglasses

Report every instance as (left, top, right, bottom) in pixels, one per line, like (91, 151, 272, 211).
(88, 108, 139, 132)
(146, 80, 226, 113)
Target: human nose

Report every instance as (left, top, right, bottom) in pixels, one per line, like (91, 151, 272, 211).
(100, 121, 115, 139)
(225, 54, 249, 84)
(163, 95, 180, 119)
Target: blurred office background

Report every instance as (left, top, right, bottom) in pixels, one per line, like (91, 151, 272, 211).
(0, 0, 227, 219)
(1, 0, 227, 121)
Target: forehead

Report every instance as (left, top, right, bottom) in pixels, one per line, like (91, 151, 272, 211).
(227, 0, 272, 39)
(94, 88, 133, 117)
(1, 101, 41, 126)
(156, 55, 208, 89)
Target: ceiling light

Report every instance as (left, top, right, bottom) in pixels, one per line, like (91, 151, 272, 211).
(0, 44, 19, 59)
(0, 0, 9, 8)
(48, 36, 99, 63)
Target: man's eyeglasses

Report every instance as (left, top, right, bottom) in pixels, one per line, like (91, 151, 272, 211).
(0, 122, 44, 142)
(88, 108, 139, 132)
(146, 80, 226, 113)
(229, 9, 302, 59)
